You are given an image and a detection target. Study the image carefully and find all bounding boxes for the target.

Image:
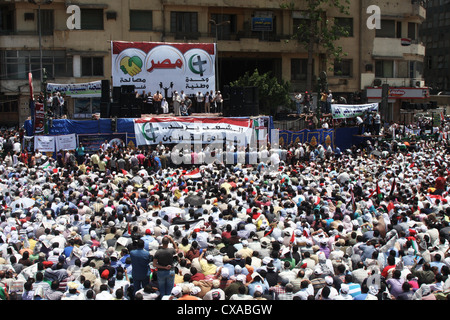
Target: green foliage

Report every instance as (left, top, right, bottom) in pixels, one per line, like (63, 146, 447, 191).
(281, 0, 351, 89)
(230, 69, 293, 115)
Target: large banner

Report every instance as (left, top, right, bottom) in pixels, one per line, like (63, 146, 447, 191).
(55, 133, 77, 151)
(134, 117, 253, 146)
(331, 103, 379, 119)
(111, 41, 216, 96)
(78, 133, 127, 154)
(47, 81, 102, 98)
(34, 135, 55, 153)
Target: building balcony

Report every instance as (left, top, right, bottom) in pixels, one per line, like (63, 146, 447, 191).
(361, 73, 426, 89)
(372, 37, 425, 58)
(410, 0, 427, 20)
(369, 0, 426, 21)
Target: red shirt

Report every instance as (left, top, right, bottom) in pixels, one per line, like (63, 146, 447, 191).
(435, 176, 446, 190)
(381, 265, 395, 278)
(190, 272, 205, 281)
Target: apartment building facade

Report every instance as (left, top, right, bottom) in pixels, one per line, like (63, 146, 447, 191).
(420, 0, 450, 94)
(0, 0, 427, 125)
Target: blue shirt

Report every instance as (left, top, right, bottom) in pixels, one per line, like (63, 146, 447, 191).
(141, 235, 155, 251)
(130, 248, 151, 280)
(430, 261, 445, 273)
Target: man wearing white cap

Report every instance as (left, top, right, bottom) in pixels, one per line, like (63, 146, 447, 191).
(333, 283, 353, 300)
(315, 276, 338, 299)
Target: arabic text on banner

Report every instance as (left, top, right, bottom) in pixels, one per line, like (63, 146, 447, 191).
(331, 103, 379, 119)
(134, 117, 253, 146)
(46, 81, 102, 98)
(34, 135, 55, 153)
(111, 41, 216, 96)
(55, 133, 77, 151)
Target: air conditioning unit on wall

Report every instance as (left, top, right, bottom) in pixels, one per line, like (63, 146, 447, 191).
(411, 79, 425, 87)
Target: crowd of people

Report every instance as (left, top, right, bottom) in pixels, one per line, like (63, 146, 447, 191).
(0, 117, 449, 301)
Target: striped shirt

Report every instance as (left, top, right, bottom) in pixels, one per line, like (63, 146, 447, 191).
(347, 282, 362, 298)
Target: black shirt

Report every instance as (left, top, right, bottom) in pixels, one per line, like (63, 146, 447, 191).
(154, 247, 176, 268)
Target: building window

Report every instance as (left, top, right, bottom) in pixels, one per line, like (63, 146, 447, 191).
(0, 95, 18, 113)
(170, 11, 198, 39)
(293, 17, 311, 40)
(0, 50, 73, 80)
(410, 60, 423, 79)
(397, 60, 409, 78)
(375, 20, 396, 38)
(408, 22, 417, 40)
(81, 57, 103, 76)
(0, 5, 14, 34)
(334, 17, 353, 37)
(74, 98, 101, 119)
(81, 9, 103, 30)
(210, 14, 236, 40)
(251, 15, 277, 41)
(375, 60, 394, 78)
(0, 95, 19, 124)
(291, 58, 308, 81)
(334, 59, 352, 77)
(130, 10, 153, 31)
(39, 9, 54, 35)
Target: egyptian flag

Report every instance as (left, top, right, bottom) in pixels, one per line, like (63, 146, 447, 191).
(121, 169, 129, 175)
(182, 168, 202, 179)
(264, 227, 274, 237)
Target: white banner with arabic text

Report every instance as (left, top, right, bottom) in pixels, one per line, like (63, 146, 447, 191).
(47, 81, 102, 98)
(331, 103, 379, 119)
(34, 135, 55, 152)
(134, 117, 253, 146)
(55, 133, 77, 151)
